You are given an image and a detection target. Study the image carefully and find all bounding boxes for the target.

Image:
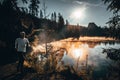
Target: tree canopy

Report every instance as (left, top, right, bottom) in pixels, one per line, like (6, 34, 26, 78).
(102, 0, 120, 13)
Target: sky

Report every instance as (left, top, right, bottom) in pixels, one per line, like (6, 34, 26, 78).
(1, 0, 113, 27)
(42, 0, 113, 27)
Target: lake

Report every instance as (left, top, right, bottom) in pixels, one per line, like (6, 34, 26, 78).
(32, 37, 120, 79)
(49, 37, 120, 78)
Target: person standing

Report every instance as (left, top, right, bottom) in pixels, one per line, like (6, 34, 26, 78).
(15, 31, 30, 73)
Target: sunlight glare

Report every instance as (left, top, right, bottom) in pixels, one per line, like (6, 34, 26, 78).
(73, 49, 83, 59)
(70, 8, 86, 20)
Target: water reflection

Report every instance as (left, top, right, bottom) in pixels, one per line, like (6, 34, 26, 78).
(51, 40, 120, 76)
(31, 38, 120, 78)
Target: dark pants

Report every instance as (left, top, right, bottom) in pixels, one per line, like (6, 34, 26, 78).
(17, 52, 25, 72)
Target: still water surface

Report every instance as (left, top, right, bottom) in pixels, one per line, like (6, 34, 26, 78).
(35, 37, 120, 78)
(53, 41, 120, 77)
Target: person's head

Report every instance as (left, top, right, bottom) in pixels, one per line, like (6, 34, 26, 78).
(20, 31, 25, 38)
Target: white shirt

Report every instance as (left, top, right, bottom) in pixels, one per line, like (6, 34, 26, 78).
(15, 38, 29, 52)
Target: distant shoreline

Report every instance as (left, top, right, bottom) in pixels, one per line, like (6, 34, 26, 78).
(59, 36, 120, 43)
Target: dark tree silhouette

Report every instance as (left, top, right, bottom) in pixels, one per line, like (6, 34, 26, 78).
(40, 10, 43, 18)
(0, 0, 40, 65)
(2, 0, 19, 11)
(65, 19, 69, 26)
(102, 0, 120, 13)
(51, 13, 54, 21)
(102, 0, 120, 39)
(42, 0, 48, 19)
(106, 14, 120, 39)
(58, 13, 65, 32)
(29, 0, 40, 16)
(53, 12, 57, 22)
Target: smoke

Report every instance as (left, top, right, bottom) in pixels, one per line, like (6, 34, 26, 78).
(38, 32, 47, 43)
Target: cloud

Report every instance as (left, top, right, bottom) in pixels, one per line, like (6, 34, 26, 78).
(40, 0, 104, 7)
(61, 0, 74, 2)
(73, 0, 104, 7)
(60, 0, 100, 3)
(59, 0, 105, 8)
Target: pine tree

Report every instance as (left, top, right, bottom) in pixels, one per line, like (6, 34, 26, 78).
(29, 0, 40, 16)
(65, 19, 69, 26)
(51, 13, 54, 21)
(53, 12, 56, 22)
(40, 10, 43, 18)
(58, 13, 65, 32)
(2, 0, 18, 11)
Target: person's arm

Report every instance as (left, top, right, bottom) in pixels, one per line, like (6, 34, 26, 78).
(26, 38, 30, 47)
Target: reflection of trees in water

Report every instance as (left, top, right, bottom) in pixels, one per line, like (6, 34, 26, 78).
(86, 40, 120, 48)
(102, 48, 120, 80)
(67, 41, 119, 48)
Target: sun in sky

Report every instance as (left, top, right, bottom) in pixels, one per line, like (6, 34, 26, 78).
(70, 7, 86, 21)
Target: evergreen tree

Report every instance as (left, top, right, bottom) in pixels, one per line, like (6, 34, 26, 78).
(20, 0, 28, 13)
(65, 19, 69, 26)
(58, 13, 65, 32)
(29, 0, 40, 16)
(53, 12, 56, 22)
(40, 10, 43, 18)
(42, 0, 49, 19)
(51, 13, 54, 21)
(2, 0, 19, 11)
